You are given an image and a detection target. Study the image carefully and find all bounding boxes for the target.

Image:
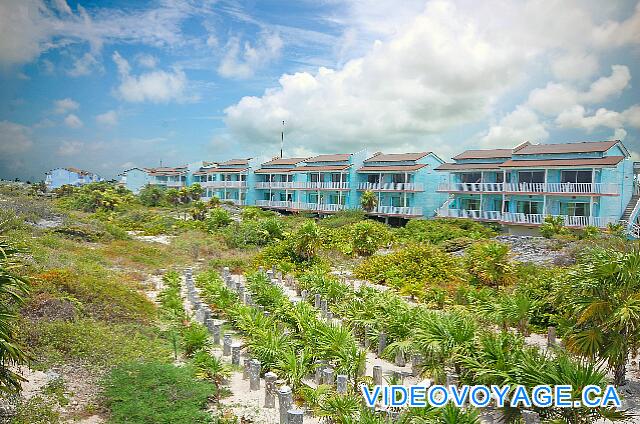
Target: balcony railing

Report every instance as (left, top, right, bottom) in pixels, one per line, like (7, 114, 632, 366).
(155, 180, 185, 188)
(370, 206, 423, 217)
(289, 202, 346, 212)
(436, 208, 618, 228)
(437, 182, 504, 192)
(201, 181, 247, 189)
(437, 182, 619, 195)
(255, 181, 350, 190)
(255, 200, 290, 209)
(358, 182, 424, 191)
(504, 182, 618, 195)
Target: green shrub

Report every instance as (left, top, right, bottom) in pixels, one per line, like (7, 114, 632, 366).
(540, 215, 569, 238)
(350, 220, 392, 256)
(181, 323, 210, 356)
(581, 225, 601, 240)
(101, 361, 215, 424)
(396, 219, 495, 244)
(440, 236, 475, 252)
(464, 241, 515, 289)
(206, 207, 232, 230)
(138, 184, 165, 207)
(318, 210, 366, 228)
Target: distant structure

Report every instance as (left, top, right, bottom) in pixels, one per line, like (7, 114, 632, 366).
(45, 167, 103, 189)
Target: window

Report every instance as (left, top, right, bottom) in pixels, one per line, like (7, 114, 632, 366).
(310, 173, 321, 183)
(390, 196, 402, 207)
(564, 202, 590, 216)
(462, 199, 481, 210)
(492, 199, 503, 211)
(367, 174, 380, 184)
(460, 173, 481, 183)
(392, 174, 406, 184)
(518, 171, 545, 184)
(285, 174, 293, 182)
(240, 174, 247, 182)
(516, 201, 542, 215)
(561, 170, 592, 183)
(495, 172, 504, 183)
(331, 173, 342, 183)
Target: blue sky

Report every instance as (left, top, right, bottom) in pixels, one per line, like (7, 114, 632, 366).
(0, 0, 639, 181)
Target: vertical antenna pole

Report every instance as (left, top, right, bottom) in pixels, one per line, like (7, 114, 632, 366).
(280, 120, 285, 158)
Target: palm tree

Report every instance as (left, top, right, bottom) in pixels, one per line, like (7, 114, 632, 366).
(360, 190, 377, 212)
(0, 241, 31, 395)
(165, 188, 180, 206)
(559, 246, 640, 386)
(189, 201, 208, 221)
(465, 241, 515, 290)
(192, 351, 231, 402)
(189, 183, 204, 201)
(294, 221, 322, 261)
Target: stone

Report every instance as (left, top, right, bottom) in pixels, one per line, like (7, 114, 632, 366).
(205, 318, 215, 334)
(326, 311, 333, 321)
(387, 410, 400, 422)
(249, 359, 261, 390)
(395, 350, 405, 367)
(320, 299, 327, 317)
(223, 334, 232, 356)
(547, 326, 557, 347)
(243, 358, 251, 380)
(258, 266, 265, 274)
(266, 270, 274, 280)
(322, 367, 335, 385)
(336, 374, 348, 393)
(277, 271, 283, 284)
(231, 343, 241, 365)
(373, 365, 383, 386)
(377, 332, 386, 357)
(264, 372, 277, 408)
(522, 410, 541, 424)
(278, 385, 293, 424)
(301, 290, 308, 300)
(314, 360, 326, 385)
(223, 266, 230, 277)
(314, 293, 321, 309)
(411, 354, 423, 376)
(212, 322, 221, 345)
(287, 409, 304, 424)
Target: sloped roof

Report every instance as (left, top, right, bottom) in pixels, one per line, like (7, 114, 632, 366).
(290, 165, 351, 172)
(357, 164, 427, 172)
(514, 140, 619, 155)
(500, 156, 625, 168)
(219, 158, 251, 166)
(304, 154, 351, 163)
(452, 149, 513, 160)
(192, 167, 249, 175)
(261, 157, 308, 166)
(364, 152, 430, 163)
(435, 163, 505, 171)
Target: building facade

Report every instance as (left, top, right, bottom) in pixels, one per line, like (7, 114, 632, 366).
(435, 140, 640, 236)
(45, 167, 103, 189)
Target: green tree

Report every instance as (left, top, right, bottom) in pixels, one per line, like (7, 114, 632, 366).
(560, 246, 640, 386)
(294, 221, 322, 261)
(189, 183, 204, 201)
(205, 207, 232, 230)
(165, 188, 180, 206)
(359, 190, 377, 212)
(138, 184, 165, 207)
(465, 241, 515, 290)
(189, 201, 208, 221)
(350, 220, 391, 256)
(540, 215, 568, 238)
(0, 241, 31, 395)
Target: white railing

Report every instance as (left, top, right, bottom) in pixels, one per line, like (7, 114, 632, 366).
(255, 182, 350, 190)
(164, 180, 185, 188)
(201, 181, 246, 188)
(436, 208, 618, 228)
(289, 202, 346, 212)
(628, 222, 640, 238)
(505, 182, 618, 195)
(371, 206, 423, 216)
(223, 198, 244, 206)
(437, 182, 619, 194)
(437, 182, 504, 192)
(255, 200, 289, 208)
(358, 182, 424, 191)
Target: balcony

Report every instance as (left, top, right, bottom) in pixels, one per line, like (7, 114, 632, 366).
(289, 202, 346, 212)
(358, 182, 424, 191)
(255, 200, 290, 209)
(255, 182, 349, 190)
(437, 182, 619, 195)
(201, 181, 247, 189)
(436, 208, 619, 228)
(370, 206, 423, 217)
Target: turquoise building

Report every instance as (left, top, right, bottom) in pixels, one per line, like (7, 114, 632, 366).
(45, 167, 103, 189)
(193, 158, 256, 206)
(435, 140, 640, 237)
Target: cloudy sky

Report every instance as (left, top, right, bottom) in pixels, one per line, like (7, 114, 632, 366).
(1, 0, 639, 181)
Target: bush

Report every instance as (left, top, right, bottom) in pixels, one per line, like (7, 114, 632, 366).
(206, 207, 232, 230)
(101, 361, 215, 424)
(181, 323, 210, 356)
(350, 220, 392, 256)
(396, 219, 496, 244)
(465, 241, 515, 289)
(138, 184, 165, 207)
(540, 215, 569, 238)
(440, 236, 475, 252)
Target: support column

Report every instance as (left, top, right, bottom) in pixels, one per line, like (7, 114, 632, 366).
(278, 386, 293, 424)
(249, 359, 261, 391)
(264, 372, 277, 408)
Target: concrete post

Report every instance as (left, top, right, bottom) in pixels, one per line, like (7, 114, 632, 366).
(205, 318, 214, 334)
(326, 311, 333, 321)
(387, 410, 400, 422)
(395, 350, 405, 367)
(377, 332, 387, 357)
(314, 293, 321, 309)
(301, 290, 308, 300)
(277, 271, 283, 284)
(212, 321, 221, 345)
(522, 410, 541, 424)
(547, 326, 556, 347)
(320, 299, 327, 317)
(323, 367, 335, 385)
(336, 374, 348, 393)
(373, 365, 383, 386)
(314, 360, 326, 385)
(272, 265, 277, 275)
(222, 267, 229, 278)
(243, 358, 251, 380)
(264, 372, 277, 408)
(287, 409, 303, 424)
(231, 343, 241, 366)
(278, 386, 293, 424)
(411, 354, 423, 376)
(266, 270, 274, 280)
(249, 359, 261, 390)
(223, 334, 232, 356)
(237, 285, 245, 302)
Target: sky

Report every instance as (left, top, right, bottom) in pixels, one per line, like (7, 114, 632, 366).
(0, 0, 639, 182)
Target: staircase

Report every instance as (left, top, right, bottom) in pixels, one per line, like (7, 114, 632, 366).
(621, 193, 640, 221)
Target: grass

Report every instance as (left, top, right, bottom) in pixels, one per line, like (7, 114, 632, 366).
(101, 362, 215, 424)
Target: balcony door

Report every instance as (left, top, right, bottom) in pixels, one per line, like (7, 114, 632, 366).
(367, 174, 380, 184)
(561, 170, 592, 183)
(562, 202, 590, 217)
(516, 200, 543, 215)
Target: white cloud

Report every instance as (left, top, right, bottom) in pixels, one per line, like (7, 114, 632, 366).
(556, 105, 623, 131)
(67, 52, 102, 77)
(612, 127, 627, 141)
(112, 51, 190, 103)
(0, 121, 33, 154)
(64, 113, 83, 128)
(136, 53, 157, 69)
(622, 105, 640, 129)
(57, 140, 84, 156)
(53, 98, 79, 114)
(53, 0, 72, 15)
(527, 82, 579, 116)
(218, 31, 283, 79)
(551, 52, 599, 82)
(481, 106, 549, 148)
(95, 110, 118, 126)
(581, 64, 631, 104)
